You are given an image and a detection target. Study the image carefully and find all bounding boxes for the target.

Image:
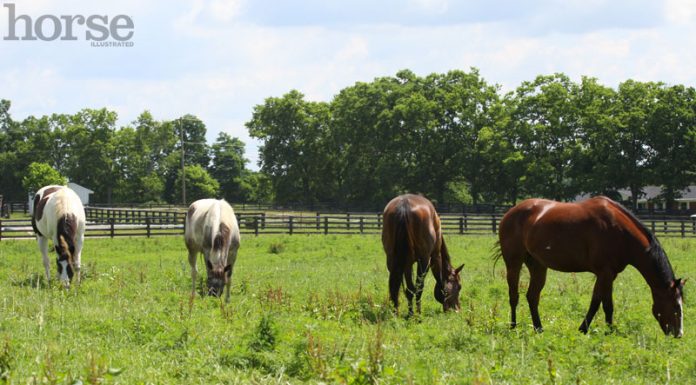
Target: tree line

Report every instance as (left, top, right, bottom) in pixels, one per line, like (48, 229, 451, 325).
(0, 105, 270, 204)
(248, 69, 696, 210)
(2, 68, 695, 210)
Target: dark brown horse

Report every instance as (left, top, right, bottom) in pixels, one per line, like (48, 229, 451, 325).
(497, 196, 685, 337)
(382, 194, 464, 315)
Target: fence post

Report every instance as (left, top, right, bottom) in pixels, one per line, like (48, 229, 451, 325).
(360, 216, 364, 234)
(377, 214, 382, 230)
(324, 217, 329, 235)
(254, 217, 259, 237)
(346, 213, 350, 229)
(459, 217, 464, 234)
(491, 214, 497, 233)
(109, 218, 115, 238)
(146, 218, 151, 238)
(316, 213, 321, 230)
(0, 219, 3, 241)
(681, 221, 685, 238)
(289, 216, 294, 235)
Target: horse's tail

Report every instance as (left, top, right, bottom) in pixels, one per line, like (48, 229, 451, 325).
(57, 214, 76, 266)
(397, 199, 417, 263)
(210, 201, 232, 268)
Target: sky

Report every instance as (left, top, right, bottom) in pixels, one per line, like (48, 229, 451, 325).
(2, 0, 696, 170)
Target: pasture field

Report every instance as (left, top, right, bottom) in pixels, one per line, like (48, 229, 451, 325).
(0, 235, 694, 384)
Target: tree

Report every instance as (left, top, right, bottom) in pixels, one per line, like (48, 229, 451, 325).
(649, 85, 696, 210)
(612, 80, 662, 208)
(61, 109, 119, 203)
(510, 74, 583, 201)
(175, 164, 220, 203)
(247, 90, 334, 205)
(22, 162, 67, 193)
(210, 133, 248, 202)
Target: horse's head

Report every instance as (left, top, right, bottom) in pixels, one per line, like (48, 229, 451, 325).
(434, 264, 464, 312)
(55, 236, 75, 289)
(652, 278, 686, 338)
(204, 258, 232, 297)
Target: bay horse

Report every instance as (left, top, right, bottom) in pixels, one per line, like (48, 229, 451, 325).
(31, 185, 86, 288)
(184, 199, 240, 302)
(382, 194, 464, 315)
(497, 196, 685, 337)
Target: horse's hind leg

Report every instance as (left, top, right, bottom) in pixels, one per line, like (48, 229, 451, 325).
(403, 264, 416, 316)
(502, 252, 524, 328)
(388, 259, 404, 315)
(525, 257, 547, 332)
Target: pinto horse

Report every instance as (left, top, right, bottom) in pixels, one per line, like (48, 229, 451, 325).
(497, 196, 685, 337)
(184, 199, 240, 302)
(31, 185, 86, 288)
(382, 194, 464, 314)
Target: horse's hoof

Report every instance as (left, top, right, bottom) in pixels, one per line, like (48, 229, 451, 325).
(510, 322, 517, 329)
(534, 326, 544, 333)
(579, 326, 589, 334)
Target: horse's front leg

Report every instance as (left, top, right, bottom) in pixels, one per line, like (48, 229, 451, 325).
(74, 233, 84, 284)
(415, 259, 429, 315)
(579, 272, 614, 333)
(187, 249, 198, 297)
(38, 236, 50, 283)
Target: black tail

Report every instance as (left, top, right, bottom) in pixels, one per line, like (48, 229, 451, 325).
(392, 199, 413, 264)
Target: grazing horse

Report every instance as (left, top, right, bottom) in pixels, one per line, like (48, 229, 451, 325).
(31, 185, 86, 288)
(184, 199, 240, 302)
(382, 194, 464, 314)
(497, 196, 685, 337)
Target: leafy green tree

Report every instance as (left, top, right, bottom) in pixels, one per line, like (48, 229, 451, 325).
(247, 90, 334, 205)
(210, 132, 248, 202)
(574, 77, 620, 197)
(22, 162, 67, 193)
(330, 75, 405, 207)
(649, 85, 696, 209)
(61, 109, 118, 203)
(175, 164, 220, 203)
(611, 80, 662, 208)
(510, 74, 583, 201)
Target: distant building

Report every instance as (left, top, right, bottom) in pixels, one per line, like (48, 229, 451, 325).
(67, 182, 94, 206)
(576, 186, 696, 212)
(27, 183, 94, 214)
(622, 186, 696, 212)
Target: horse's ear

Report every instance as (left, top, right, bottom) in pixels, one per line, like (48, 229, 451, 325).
(455, 264, 464, 274)
(679, 277, 688, 287)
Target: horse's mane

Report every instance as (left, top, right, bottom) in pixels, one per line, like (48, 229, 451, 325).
(601, 197, 675, 287)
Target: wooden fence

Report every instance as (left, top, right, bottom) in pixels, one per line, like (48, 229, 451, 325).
(1, 208, 696, 240)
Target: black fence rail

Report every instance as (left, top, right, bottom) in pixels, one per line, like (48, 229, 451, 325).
(3, 211, 696, 240)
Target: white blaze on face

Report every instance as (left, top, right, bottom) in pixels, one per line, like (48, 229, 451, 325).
(59, 260, 70, 285)
(678, 296, 684, 337)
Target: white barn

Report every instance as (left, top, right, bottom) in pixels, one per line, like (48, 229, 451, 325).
(67, 182, 94, 205)
(28, 183, 94, 215)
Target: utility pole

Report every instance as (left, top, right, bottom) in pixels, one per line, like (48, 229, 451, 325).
(180, 119, 186, 206)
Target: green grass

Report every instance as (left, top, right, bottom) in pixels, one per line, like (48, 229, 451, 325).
(0, 235, 694, 384)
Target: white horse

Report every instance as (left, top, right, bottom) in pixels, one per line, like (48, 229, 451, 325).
(31, 185, 86, 288)
(184, 199, 240, 302)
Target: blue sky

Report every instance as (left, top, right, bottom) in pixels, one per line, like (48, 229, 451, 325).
(2, 0, 696, 169)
